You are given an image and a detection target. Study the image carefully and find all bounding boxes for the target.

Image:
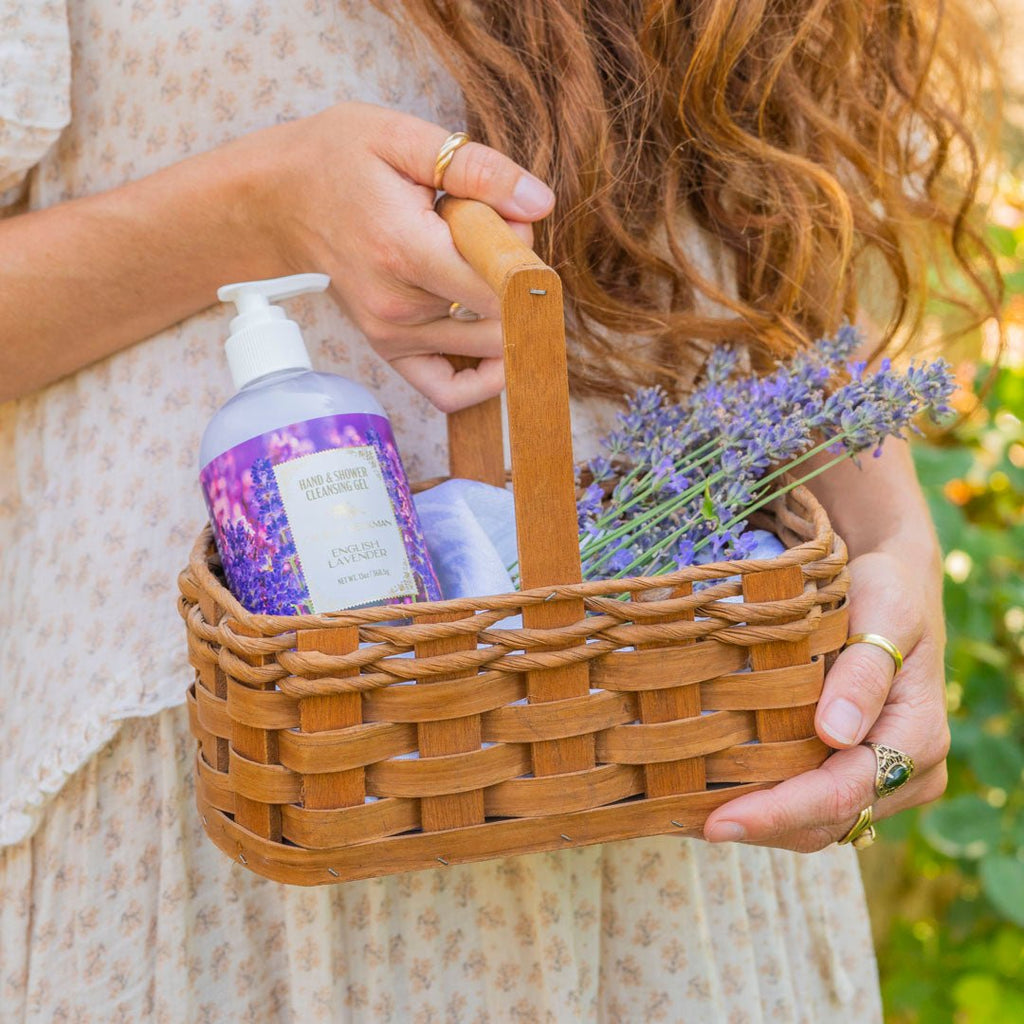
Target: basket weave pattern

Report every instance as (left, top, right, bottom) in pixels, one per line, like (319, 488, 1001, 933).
(179, 486, 848, 886)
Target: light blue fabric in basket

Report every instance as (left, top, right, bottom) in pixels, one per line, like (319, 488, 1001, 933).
(413, 479, 518, 600)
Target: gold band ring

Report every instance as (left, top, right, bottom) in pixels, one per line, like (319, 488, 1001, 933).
(843, 632, 904, 673)
(433, 131, 471, 191)
(447, 301, 481, 322)
(838, 805, 876, 849)
(867, 742, 915, 799)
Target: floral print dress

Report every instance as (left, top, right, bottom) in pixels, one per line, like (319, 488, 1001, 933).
(0, 2, 882, 1021)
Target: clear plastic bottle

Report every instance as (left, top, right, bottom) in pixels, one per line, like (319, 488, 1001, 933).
(199, 273, 441, 614)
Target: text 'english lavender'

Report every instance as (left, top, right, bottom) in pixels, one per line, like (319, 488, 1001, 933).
(576, 325, 955, 581)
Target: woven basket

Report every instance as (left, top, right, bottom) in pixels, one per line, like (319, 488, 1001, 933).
(178, 198, 849, 886)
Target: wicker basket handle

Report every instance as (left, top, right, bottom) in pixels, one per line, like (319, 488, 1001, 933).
(437, 197, 582, 589)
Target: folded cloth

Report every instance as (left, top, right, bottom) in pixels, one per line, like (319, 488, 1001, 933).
(743, 529, 786, 561)
(414, 479, 518, 600)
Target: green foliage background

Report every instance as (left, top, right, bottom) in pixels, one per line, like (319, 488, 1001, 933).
(864, 38, 1024, 1019)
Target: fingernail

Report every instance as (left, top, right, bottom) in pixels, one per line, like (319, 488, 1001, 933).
(511, 174, 554, 217)
(821, 698, 864, 746)
(706, 821, 746, 843)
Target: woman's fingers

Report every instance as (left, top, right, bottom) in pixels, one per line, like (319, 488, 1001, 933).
(400, 213, 534, 321)
(390, 353, 505, 413)
(363, 315, 504, 362)
(340, 212, 532, 332)
(375, 112, 555, 221)
(815, 552, 925, 749)
(703, 730, 932, 850)
(732, 763, 949, 854)
(704, 612, 949, 850)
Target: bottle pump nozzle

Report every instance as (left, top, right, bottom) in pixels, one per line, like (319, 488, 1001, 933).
(218, 273, 330, 390)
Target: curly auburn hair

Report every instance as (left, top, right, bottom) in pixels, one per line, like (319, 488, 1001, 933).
(394, 0, 1002, 395)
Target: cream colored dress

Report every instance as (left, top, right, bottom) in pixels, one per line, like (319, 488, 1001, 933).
(0, 3, 882, 1021)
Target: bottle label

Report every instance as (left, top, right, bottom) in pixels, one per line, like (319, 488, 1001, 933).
(200, 413, 441, 614)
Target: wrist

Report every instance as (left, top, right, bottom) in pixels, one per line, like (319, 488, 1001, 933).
(190, 123, 299, 284)
(873, 523, 943, 583)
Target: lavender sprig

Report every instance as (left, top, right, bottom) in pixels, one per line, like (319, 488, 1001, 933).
(575, 326, 954, 582)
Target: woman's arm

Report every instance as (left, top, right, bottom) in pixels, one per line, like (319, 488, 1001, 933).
(805, 439, 943, 578)
(703, 434, 951, 850)
(1, 134, 281, 401)
(1, 102, 555, 408)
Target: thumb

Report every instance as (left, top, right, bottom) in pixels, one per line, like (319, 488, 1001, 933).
(377, 113, 555, 221)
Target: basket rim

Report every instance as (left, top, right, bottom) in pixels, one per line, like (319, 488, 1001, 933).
(179, 484, 843, 633)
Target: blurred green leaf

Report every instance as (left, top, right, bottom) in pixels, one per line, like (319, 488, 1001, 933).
(968, 734, 1024, 790)
(987, 223, 1020, 258)
(952, 972, 1024, 1023)
(1008, 811, 1024, 854)
(921, 795, 1004, 859)
(930, 501, 967, 547)
(913, 444, 975, 489)
(990, 926, 1024, 978)
(980, 856, 1024, 928)
(951, 718, 984, 757)
(994, 371, 1024, 417)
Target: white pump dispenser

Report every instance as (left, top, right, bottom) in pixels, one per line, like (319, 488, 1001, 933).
(219, 273, 329, 390)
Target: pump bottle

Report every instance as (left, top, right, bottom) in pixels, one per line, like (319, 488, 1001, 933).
(199, 273, 441, 614)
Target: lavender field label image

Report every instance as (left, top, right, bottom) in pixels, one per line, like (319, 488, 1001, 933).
(273, 445, 416, 609)
(200, 411, 441, 615)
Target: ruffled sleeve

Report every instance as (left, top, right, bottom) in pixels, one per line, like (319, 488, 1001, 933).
(0, 0, 70, 201)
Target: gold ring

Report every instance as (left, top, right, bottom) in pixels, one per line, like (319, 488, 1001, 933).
(433, 131, 471, 191)
(843, 632, 904, 673)
(447, 301, 481, 322)
(838, 805, 875, 847)
(852, 824, 877, 850)
(867, 742, 915, 799)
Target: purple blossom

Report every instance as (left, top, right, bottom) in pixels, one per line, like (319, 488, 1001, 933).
(221, 458, 310, 614)
(577, 325, 955, 581)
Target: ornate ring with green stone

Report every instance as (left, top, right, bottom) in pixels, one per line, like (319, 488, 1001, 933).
(868, 742, 915, 799)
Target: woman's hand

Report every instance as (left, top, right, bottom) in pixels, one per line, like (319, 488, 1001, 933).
(703, 545, 950, 851)
(260, 101, 554, 412)
(701, 429, 951, 853)
(1, 101, 552, 406)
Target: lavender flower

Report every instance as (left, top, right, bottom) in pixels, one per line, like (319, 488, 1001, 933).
(576, 326, 955, 581)
(233, 458, 311, 614)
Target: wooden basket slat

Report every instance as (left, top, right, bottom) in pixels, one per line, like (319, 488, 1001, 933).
(413, 610, 488, 831)
(296, 626, 365, 809)
(227, 678, 300, 730)
(809, 605, 849, 655)
(229, 622, 283, 840)
(589, 643, 747, 690)
(194, 680, 232, 739)
(228, 748, 301, 804)
(742, 566, 818, 744)
(282, 798, 421, 850)
(366, 744, 532, 799)
(278, 722, 418, 773)
(705, 736, 829, 782)
(361, 672, 526, 722)
(481, 690, 635, 743)
(596, 710, 756, 763)
(195, 752, 234, 815)
(195, 782, 774, 886)
(634, 582, 705, 797)
(701, 660, 823, 710)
